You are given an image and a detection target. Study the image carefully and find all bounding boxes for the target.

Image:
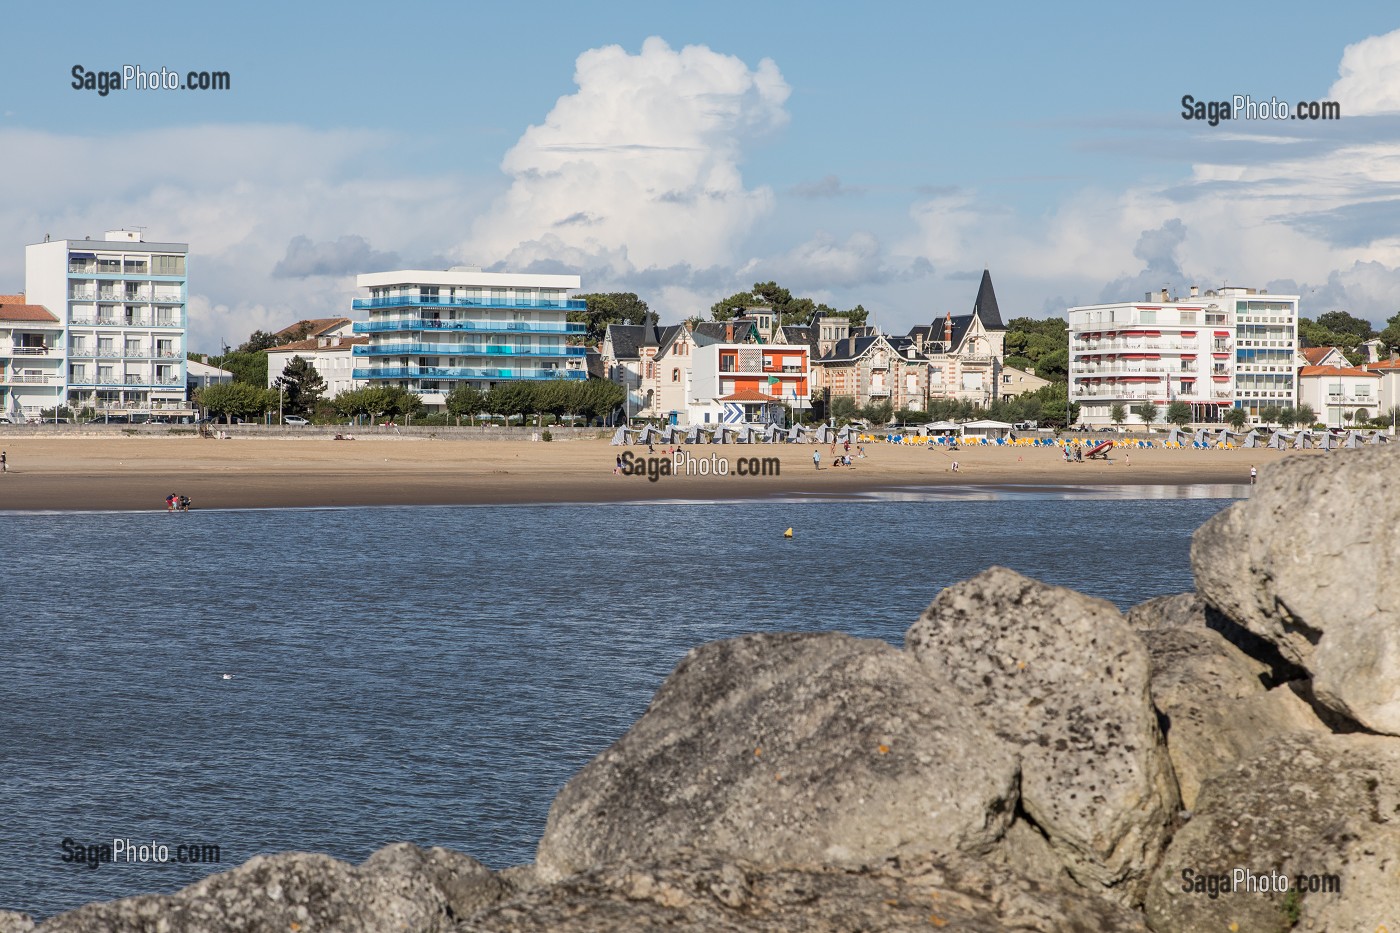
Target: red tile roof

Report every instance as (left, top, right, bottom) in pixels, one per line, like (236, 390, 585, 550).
(0, 295, 59, 323)
(264, 335, 367, 353)
(718, 389, 781, 402)
(1365, 358, 1400, 371)
(1300, 347, 1344, 365)
(276, 317, 351, 339)
(1298, 365, 1380, 378)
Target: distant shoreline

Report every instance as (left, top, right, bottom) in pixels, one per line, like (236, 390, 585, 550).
(0, 436, 1316, 512)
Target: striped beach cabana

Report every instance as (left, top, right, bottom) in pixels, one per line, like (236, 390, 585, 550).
(1266, 431, 1290, 449)
(684, 425, 704, 445)
(637, 424, 663, 445)
(610, 426, 637, 446)
(660, 425, 685, 445)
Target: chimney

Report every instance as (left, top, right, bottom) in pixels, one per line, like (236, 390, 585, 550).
(943, 312, 953, 347)
(1189, 285, 1199, 298)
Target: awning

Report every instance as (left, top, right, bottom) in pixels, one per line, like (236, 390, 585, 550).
(1214, 330, 1231, 337)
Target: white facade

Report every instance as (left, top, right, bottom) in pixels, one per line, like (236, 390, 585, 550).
(352, 269, 588, 411)
(0, 297, 65, 420)
(1297, 366, 1381, 428)
(265, 335, 366, 398)
(24, 230, 190, 417)
(1069, 286, 1298, 426)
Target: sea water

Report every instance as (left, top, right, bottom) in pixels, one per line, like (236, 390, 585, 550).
(0, 493, 1235, 917)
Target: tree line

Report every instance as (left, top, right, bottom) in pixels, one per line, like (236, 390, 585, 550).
(195, 373, 626, 427)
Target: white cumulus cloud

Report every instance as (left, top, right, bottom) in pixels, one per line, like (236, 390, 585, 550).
(465, 37, 790, 275)
(1329, 28, 1400, 116)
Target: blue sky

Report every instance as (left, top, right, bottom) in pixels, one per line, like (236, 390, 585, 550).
(3, 1, 1400, 350)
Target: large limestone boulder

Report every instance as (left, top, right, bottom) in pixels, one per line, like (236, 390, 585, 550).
(535, 632, 1020, 882)
(38, 844, 505, 932)
(464, 853, 1151, 932)
(905, 567, 1178, 902)
(1145, 732, 1400, 933)
(1136, 609, 1325, 808)
(0, 913, 33, 933)
(1192, 444, 1400, 733)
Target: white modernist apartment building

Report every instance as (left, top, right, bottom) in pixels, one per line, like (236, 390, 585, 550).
(21, 230, 190, 418)
(1068, 286, 1299, 427)
(351, 269, 588, 411)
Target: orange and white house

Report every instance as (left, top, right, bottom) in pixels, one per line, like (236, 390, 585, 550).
(688, 317, 810, 425)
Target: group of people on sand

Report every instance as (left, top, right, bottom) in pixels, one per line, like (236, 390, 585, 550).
(164, 493, 191, 512)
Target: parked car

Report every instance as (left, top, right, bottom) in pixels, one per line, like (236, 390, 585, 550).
(0, 416, 14, 424)
(284, 416, 309, 426)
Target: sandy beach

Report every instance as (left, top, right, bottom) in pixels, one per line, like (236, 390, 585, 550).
(0, 433, 1326, 511)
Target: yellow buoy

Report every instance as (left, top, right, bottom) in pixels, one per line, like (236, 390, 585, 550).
(783, 527, 793, 538)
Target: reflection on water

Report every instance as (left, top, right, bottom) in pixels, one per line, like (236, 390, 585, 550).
(1, 497, 1233, 918)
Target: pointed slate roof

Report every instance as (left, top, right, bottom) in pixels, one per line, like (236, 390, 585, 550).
(972, 269, 1004, 330)
(603, 323, 646, 361)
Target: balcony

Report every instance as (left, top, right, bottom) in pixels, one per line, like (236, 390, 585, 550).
(352, 343, 586, 357)
(0, 372, 60, 384)
(353, 295, 587, 311)
(353, 366, 587, 381)
(352, 319, 586, 336)
(2, 346, 53, 357)
(868, 386, 891, 396)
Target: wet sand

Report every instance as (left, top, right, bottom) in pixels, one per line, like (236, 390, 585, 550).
(0, 435, 1315, 511)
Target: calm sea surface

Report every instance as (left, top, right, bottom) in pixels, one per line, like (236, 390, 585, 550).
(1, 491, 1238, 918)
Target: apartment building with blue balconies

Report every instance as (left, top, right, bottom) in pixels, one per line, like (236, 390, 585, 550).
(351, 269, 588, 410)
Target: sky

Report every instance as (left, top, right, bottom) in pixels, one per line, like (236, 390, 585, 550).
(3, 1, 1400, 352)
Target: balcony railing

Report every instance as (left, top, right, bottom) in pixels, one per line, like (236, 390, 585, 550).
(352, 343, 586, 358)
(352, 295, 587, 311)
(352, 319, 587, 335)
(69, 377, 185, 387)
(3, 346, 53, 356)
(354, 367, 587, 381)
(0, 373, 60, 384)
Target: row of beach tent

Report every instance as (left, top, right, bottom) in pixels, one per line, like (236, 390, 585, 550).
(1160, 425, 1392, 450)
(611, 422, 862, 446)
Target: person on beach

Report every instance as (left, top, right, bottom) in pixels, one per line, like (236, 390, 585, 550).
(813, 450, 821, 470)
(1250, 464, 1257, 485)
(614, 455, 622, 475)
(166, 493, 177, 512)
(1, 450, 6, 473)
(1125, 452, 1131, 467)
(950, 459, 960, 472)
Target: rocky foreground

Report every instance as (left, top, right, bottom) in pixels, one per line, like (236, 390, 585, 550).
(8, 445, 1398, 932)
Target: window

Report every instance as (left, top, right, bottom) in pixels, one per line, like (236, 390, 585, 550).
(152, 255, 185, 275)
(672, 368, 680, 382)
